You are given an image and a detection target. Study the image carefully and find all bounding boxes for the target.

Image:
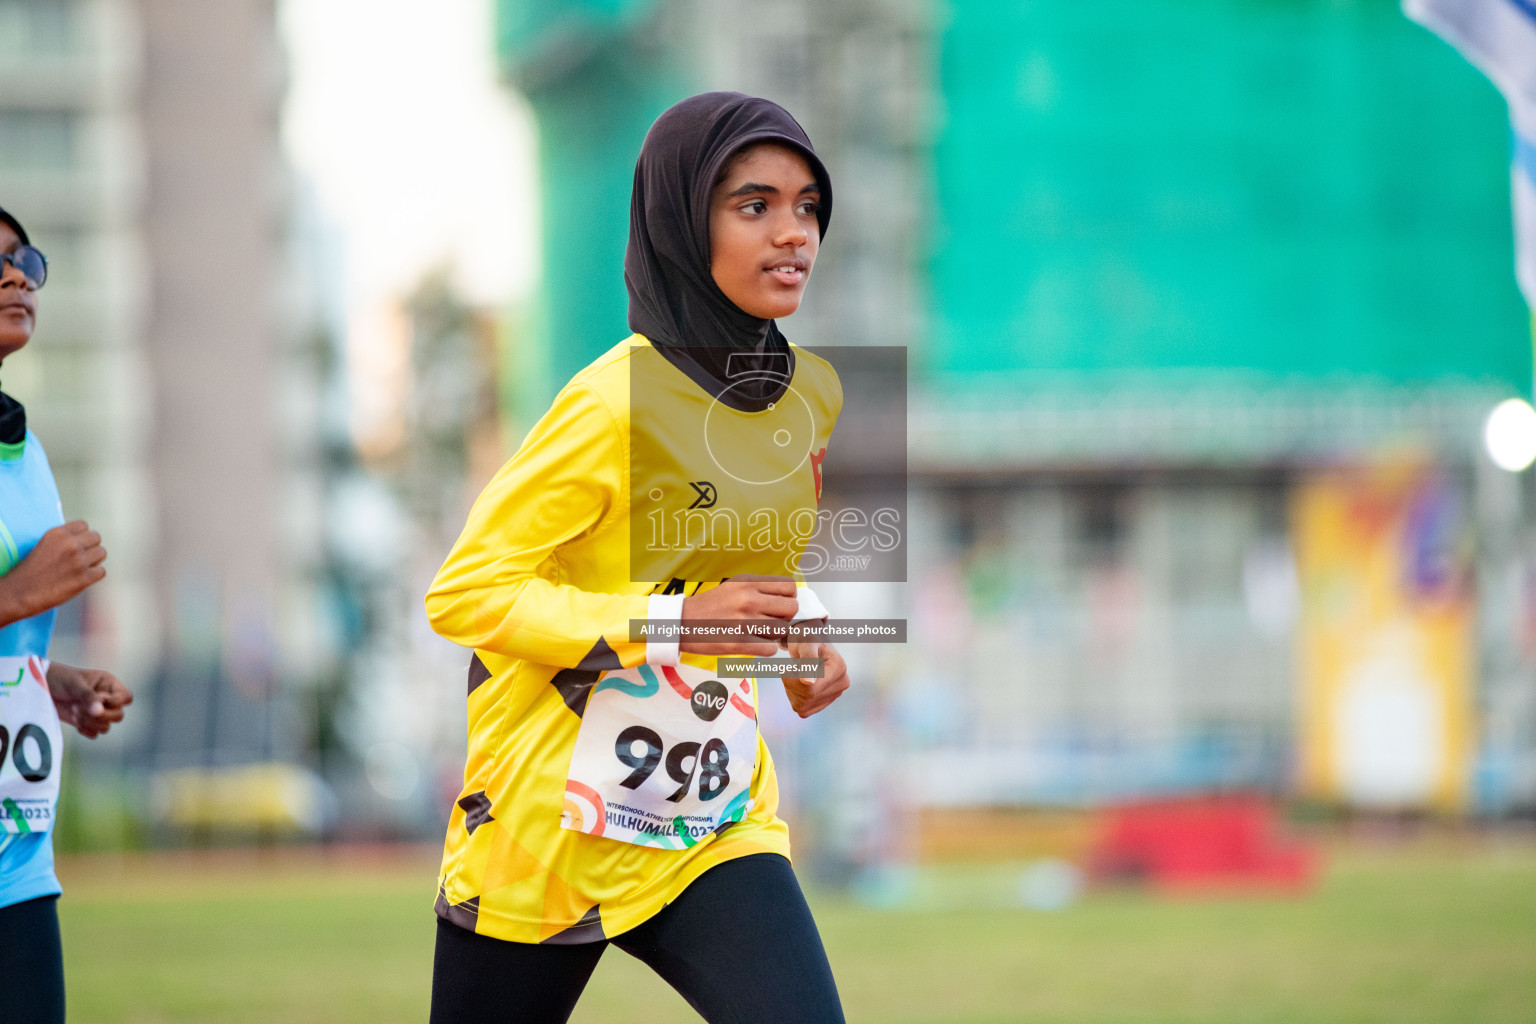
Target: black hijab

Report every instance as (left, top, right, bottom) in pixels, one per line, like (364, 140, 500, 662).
(0, 204, 30, 446)
(625, 92, 832, 412)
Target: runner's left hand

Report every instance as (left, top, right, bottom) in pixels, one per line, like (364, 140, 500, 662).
(46, 663, 133, 738)
(781, 640, 848, 718)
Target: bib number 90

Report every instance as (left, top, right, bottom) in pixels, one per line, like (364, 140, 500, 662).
(614, 726, 730, 802)
(0, 724, 53, 783)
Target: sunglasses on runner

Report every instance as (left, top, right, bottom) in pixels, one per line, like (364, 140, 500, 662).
(0, 246, 47, 290)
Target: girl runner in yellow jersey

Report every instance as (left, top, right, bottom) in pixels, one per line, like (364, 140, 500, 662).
(426, 93, 850, 1023)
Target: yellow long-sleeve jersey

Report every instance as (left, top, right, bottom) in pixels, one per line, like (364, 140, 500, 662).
(426, 335, 841, 944)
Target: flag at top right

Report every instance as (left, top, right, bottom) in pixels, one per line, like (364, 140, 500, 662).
(1404, 0, 1536, 307)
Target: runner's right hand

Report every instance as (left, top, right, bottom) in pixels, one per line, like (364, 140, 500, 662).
(0, 520, 106, 626)
(679, 576, 798, 656)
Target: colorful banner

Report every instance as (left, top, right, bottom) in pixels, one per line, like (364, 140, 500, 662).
(1293, 464, 1474, 810)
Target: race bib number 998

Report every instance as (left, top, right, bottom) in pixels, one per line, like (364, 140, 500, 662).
(0, 656, 62, 835)
(563, 663, 758, 850)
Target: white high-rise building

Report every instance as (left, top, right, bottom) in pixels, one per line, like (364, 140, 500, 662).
(0, 0, 155, 683)
(0, 0, 331, 785)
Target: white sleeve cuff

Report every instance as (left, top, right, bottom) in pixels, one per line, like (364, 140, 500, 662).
(645, 593, 686, 666)
(795, 586, 829, 623)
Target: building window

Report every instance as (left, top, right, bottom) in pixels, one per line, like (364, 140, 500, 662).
(0, 110, 78, 171)
(0, 0, 80, 57)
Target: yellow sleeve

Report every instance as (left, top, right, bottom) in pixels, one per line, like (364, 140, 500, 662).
(424, 382, 649, 669)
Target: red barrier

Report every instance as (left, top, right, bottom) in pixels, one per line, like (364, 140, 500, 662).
(1087, 794, 1316, 894)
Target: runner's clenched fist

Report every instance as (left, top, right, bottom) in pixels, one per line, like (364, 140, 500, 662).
(679, 575, 799, 655)
(782, 640, 849, 718)
(0, 520, 106, 626)
(46, 663, 133, 739)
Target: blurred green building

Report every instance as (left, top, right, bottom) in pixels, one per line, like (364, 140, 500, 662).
(923, 0, 1527, 468)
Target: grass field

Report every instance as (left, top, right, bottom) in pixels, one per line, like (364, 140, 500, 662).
(56, 841, 1536, 1024)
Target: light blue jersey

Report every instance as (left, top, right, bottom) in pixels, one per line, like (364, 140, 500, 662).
(0, 430, 64, 908)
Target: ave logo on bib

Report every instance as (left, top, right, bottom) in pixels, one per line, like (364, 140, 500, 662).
(0, 656, 62, 835)
(689, 679, 728, 721)
(563, 663, 758, 850)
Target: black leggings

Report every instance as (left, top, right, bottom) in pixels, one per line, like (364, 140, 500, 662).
(430, 853, 844, 1024)
(0, 895, 64, 1024)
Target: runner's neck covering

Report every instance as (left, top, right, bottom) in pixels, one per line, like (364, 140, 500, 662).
(624, 92, 832, 413)
(0, 389, 23, 446)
